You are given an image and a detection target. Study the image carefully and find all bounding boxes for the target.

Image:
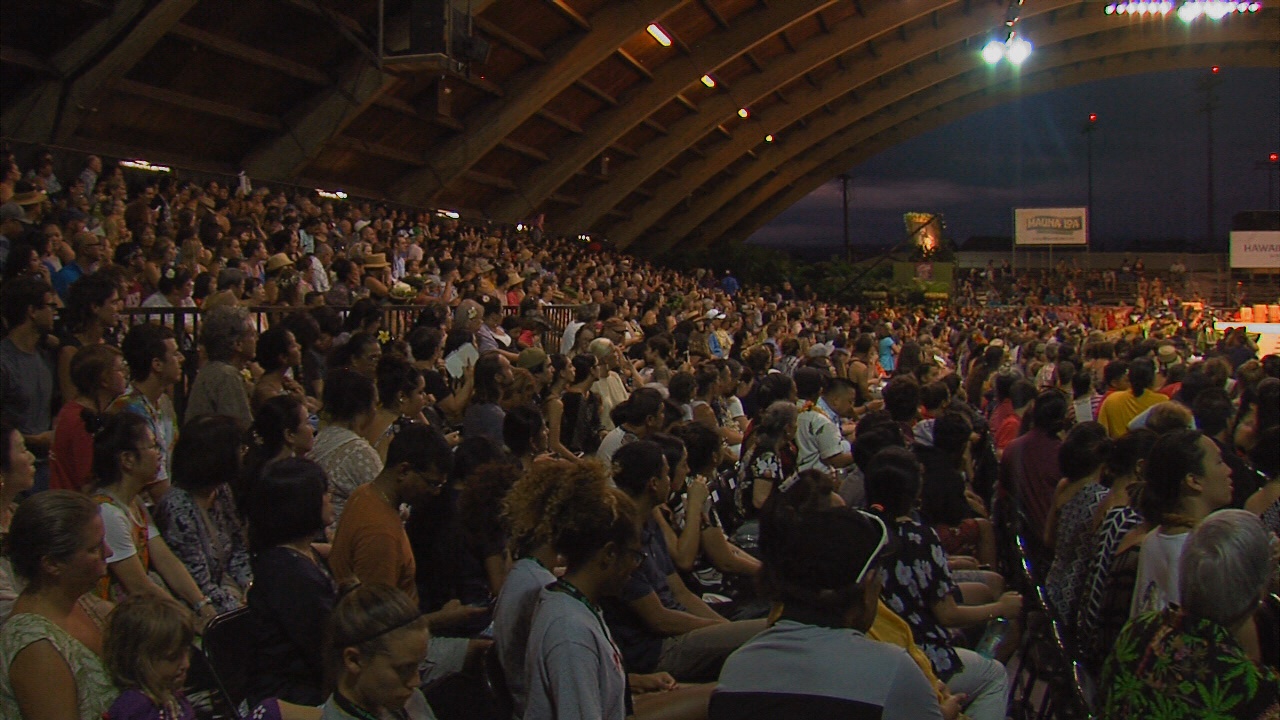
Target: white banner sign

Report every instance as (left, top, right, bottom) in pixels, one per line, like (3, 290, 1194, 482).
(1230, 231, 1280, 268)
(1014, 208, 1088, 246)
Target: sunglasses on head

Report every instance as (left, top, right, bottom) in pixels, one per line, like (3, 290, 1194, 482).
(854, 510, 889, 584)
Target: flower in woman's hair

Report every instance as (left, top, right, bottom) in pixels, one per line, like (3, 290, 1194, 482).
(378, 330, 391, 344)
(164, 267, 176, 280)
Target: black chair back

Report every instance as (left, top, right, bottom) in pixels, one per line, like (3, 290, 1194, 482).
(203, 607, 254, 714)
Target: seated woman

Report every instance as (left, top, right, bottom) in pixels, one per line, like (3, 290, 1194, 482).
(309, 368, 382, 530)
(494, 459, 598, 713)
(0, 424, 38, 620)
(321, 584, 437, 719)
(156, 415, 252, 613)
(1043, 421, 1111, 628)
(245, 458, 337, 707)
(240, 395, 316, 512)
(867, 447, 1020, 720)
(252, 326, 309, 413)
(1074, 429, 1158, 662)
(654, 426, 760, 603)
(1130, 429, 1234, 618)
(91, 413, 219, 629)
(0, 491, 115, 720)
(364, 354, 428, 464)
(51, 344, 128, 491)
(1101, 509, 1280, 717)
(915, 412, 996, 568)
(734, 401, 799, 536)
(711, 506, 944, 720)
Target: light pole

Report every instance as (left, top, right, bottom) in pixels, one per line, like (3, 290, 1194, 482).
(839, 173, 851, 263)
(1083, 112, 1097, 251)
(1199, 66, 1221, 248)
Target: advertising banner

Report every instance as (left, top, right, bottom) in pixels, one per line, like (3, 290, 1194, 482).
(1230, 231, 1280, 268)
(1014, 208, 1088, 246)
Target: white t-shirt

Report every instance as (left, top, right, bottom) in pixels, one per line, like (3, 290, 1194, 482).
(795, 405, 848, 473)
(99, 500, 159, 565)
(1130, 529, 1189, 618)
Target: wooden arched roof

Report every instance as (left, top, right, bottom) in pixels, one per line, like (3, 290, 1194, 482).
(2, 0, 1275, 254)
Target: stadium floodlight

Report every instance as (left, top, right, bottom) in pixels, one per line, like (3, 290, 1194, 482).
(1006, 37, 1033, 64)
(646, 24, 672, 47)
(982, 40, 1006, 64)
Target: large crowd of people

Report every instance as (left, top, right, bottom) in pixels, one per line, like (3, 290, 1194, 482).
(1, 148, 1278, 720)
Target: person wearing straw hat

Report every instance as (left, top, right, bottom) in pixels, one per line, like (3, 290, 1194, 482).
(359, 253, 391, 300)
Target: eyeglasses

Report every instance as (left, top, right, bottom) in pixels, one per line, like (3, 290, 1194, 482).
(854, 510, 889, 585)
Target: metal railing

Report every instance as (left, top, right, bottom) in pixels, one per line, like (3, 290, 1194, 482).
(106, 303, 581, 416)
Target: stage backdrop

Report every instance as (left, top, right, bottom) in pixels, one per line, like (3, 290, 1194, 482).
(1014, 208, 1088, 246)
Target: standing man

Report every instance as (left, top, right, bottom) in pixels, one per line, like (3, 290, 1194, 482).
(1, 278, 56, 491)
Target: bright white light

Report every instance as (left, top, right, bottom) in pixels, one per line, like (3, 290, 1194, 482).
(1105, 3, 1116, 12)
(516, 223, 525, 232)
(1178, 1, 1203, 20)
(1206, 1, 1231, 17)
(764, 134, 774, 142)
(1006, 37, 1032, 64)
(1117, 2, 1129, 12)
(1250, 3, 1261, 12)
(700, 74, 716, 88)
(646, 24, 672, 47)
(315, 189, 347, 200)
(982, 40, 1006, 64)
(120, 159, 172, 173)
(437, 210, 459, 219)
(737, 108, 749, 118)
(1136, 1, 1148, 13)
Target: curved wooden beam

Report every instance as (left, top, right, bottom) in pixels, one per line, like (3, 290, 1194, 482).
(612, 0, 1121, 250)
(554, 0, 1006, 235)
(645, 16, 1278, 253)
(392, 0, 687, 207)
(485, 0, 840, 221)
(717, 43, 1278, 250)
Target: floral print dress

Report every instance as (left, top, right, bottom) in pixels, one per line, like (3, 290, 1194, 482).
(879, 518, 965, 680)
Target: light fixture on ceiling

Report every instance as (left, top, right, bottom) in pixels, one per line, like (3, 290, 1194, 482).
(646, 24, 672, 47)
(700, 74, 716, 88)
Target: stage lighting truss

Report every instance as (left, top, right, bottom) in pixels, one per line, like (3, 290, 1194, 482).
(1104, 1, 1262, 18)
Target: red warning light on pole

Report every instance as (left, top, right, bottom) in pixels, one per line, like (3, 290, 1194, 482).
(1211, 65, 1220, 74)
(1270, 152, 1279, 163)
(1088, 113, 1097, 123)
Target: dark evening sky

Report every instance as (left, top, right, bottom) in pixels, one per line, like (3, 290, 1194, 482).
(748, 66, 1280, 255)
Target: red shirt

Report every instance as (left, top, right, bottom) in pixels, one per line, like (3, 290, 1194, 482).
(50, 401, 96, 491)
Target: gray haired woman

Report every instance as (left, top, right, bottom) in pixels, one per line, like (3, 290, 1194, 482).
(1101, 509, 1280, 718)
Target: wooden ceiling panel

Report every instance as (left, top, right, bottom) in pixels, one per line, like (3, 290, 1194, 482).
(507, 115, 570, 153)
(127, 36, 310, 116)
(183, 0, 343, 69)
(583, 54, 642, 99)
(751, 34, 790, 62)
(0, 0, 108, 56)
(650, 100, 689, 128)
(618, 123, 660, 151)
(544, 85, 605, 127)
(471, 146, 533, 181)
(483, 0, 576, 49)
(785, 15, 824, 46)
(714, 55, 756, 84)
(79, 95, 268, 165)
(478, 43, 530, 80)
(662, 2, 719, 45)
(308, 148, 407, 194)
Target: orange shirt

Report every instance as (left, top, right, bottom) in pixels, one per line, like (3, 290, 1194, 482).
(329, 483, 417, 604)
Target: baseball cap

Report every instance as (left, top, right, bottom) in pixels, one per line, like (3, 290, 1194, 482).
(0, 202, 31, 224)
(516, 347, 548, 371)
